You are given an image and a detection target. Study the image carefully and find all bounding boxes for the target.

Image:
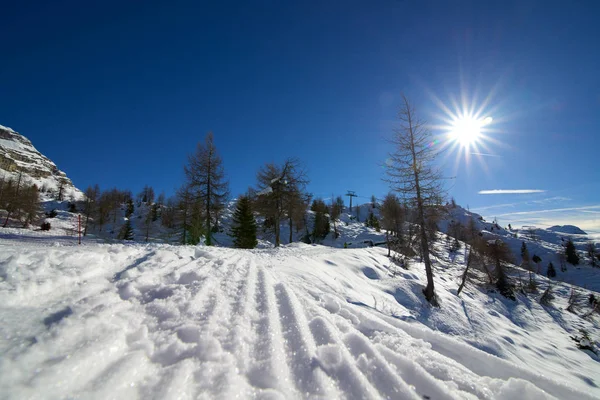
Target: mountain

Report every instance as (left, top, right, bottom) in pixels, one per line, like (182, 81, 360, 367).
(548, 225, 587, 235)
(0, 124, 83, 200)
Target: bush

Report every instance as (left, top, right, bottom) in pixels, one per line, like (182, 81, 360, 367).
(40, 222, 51, 231)
(68, 203, 77, 213)
(45, 209, 58, 218)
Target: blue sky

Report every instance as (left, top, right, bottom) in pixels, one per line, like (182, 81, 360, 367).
(1, 0, 599, 232)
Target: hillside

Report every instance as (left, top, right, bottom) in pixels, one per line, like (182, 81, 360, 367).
(1, 238, 598, 399)
(0, 124, 82, 200)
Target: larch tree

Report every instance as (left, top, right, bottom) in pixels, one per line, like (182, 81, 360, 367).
(330, 195, 344, 239)
(384, 95, 444, 306)
(184, 132, 229, 246)
(311, 198, 330, 243)
(254, 158, 309, 247)
(2, 172, 23, 227)
(585, 242, 598, 267)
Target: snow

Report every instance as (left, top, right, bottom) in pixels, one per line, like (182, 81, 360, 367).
(0, 124, 15, 132)
(0, 125, 84, 201)
(1, 236, 599, 399)
(548, 225, 588, 235)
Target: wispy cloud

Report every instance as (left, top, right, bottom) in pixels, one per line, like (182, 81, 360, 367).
(471, 196, 570, 213)
(495, 205, 600, 217)
(478, 189, 546, 195)
(470, 152, 502, 158)
(530, 196, 571, 204)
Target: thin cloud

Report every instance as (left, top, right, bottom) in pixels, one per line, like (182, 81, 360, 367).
(530, 196, 571, 204)
(495, 205, 600, 217)
(478, 189, 546, 195)
(472, 196, 571, 213)
(470, 152, 502, 158)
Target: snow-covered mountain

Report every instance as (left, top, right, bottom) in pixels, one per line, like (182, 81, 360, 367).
(0, 124, 83, 200)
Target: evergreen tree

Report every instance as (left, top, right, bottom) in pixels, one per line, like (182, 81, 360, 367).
(151, 203, 159, 222)
(565, 239, 580, 265)
(366, 211, 380, 231)
(231, 196, 258, 249)
(487, 239, 515, 300)
(118, 219, 134, 240)
(521, 242, 532, 270)
(532, 254, 542, 273)
(547, 262, 557, 277)
(125, 198, 134, 218)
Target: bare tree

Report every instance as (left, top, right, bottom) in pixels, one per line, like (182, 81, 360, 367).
(380, 193, 404, 236)
(83, 184, 99, 236)
(184, 132, 229, 245)
(486, 239, 515, 299)
(586, 242, 598, 267)
(330, 195, 344, 239)
(2, 172, 23, 227)
(254, 158, 309, 247)
(384, 95, 444, 305)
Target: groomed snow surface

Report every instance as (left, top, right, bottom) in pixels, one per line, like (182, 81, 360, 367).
(1, 239, 599, 399)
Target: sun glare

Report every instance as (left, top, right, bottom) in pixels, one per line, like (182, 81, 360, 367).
(450, 117, 483, 147)
(428, 88, 505, 174)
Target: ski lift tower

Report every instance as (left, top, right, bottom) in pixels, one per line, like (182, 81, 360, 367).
(346, 191, 357, 216)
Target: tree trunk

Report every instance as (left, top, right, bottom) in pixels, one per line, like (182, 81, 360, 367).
(206, 152, 212, 246)
(387, 231, 391, 257)
(412, 151, 437, 305)
(289, 216, 293, 244)
(457, 246, 472, 296)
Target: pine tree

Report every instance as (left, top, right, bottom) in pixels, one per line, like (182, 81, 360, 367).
(118, 219, 134, 240)
(126, 198, 134, 218)
(532, 254, 542, 273)
(565, 239, 580, 265)
(521, 242, 532, 270)
(487, 239, 515, 300)
(231, 196, 258, 249)
(547, 262, 556, 277)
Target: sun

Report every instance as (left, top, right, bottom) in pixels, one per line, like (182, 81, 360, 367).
(449, 115, 492, 147)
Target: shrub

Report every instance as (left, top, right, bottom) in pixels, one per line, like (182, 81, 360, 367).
(45, 209, 58, 218)
(41, 222, 51, 231)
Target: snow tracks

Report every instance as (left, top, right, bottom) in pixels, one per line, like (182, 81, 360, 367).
(1, 243, 596, 399)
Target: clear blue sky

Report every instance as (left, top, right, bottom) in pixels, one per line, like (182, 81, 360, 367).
(1, 0, 599, 231)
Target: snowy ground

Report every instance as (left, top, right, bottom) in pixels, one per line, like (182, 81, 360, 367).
(1, 236, 599, 399)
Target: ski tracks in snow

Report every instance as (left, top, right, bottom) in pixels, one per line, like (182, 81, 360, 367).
(2, 244, 596, 399)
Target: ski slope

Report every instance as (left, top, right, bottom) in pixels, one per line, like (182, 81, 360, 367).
(1, 238, 598, 399)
